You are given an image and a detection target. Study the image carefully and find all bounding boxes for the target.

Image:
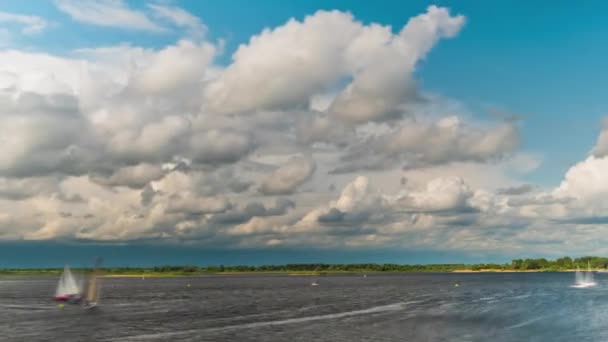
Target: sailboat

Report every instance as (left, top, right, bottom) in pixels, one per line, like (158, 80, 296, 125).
(311, 265, 320, 286)
(572, 262, 597, 288)
(83, 257, 103, 309)
(54, 265, 83, 303)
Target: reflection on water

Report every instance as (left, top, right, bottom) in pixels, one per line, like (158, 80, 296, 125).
(1, 273, 608, 341)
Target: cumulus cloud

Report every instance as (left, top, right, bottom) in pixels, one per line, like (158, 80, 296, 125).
(212, 198, 295, 225)
(331, 116, 518, 173)
(507, 194, 572, 207)
(0, 177, 58, 200)
(204, 10, 360, 114)
(5, 4, 587, 255)
(90, 163, 165, 189)
(204, 6, 464, 120)
(393, 176, 474, 213)
(189, 129, 254, 164)
(126, 39, 216, 95)
(292, 176, 389, 233)
(329, 6, 465, 122)
(152, 168, 252, 199)
(259, 157, 316, 195)
(140, 183, 157, 206)
(165, 194, 231, 216)
(497, 184, 534, 195)
(0, 92, 95, 178)
(554, 156, 608, 203)
(332, 176, 374, 212)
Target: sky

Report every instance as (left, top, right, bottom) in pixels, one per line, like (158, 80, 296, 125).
(1, 0, 608, 266)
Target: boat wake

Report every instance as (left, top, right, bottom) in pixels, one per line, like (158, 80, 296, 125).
(571, 282, 597, 288)
(224, 302, 405, 329)
(0, 304, 55, 311)
(111, 302, 408, 341)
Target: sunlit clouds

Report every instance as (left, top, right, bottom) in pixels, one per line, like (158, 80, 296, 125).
(1, 3, 607, 257)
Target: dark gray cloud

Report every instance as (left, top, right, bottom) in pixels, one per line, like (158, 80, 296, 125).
(318, 208, 345, 223)
(0, 92, 98, 178)
(90, 164, 166, 189)
(0, 177, 58, 200)
(57, 192, 86, 203)
(210, 198, 295, 225)
(497, 184, 534, 195)
(189, 129, 255, 164)
(330, 118, 518, 174)
(165, 195, 232, 216)
(553, 216, 608, 225)
(259, 157, 316, 195)
(140, 184, 157, 206)
(317, 208, 378, 225)
(507, 195, 573, 207)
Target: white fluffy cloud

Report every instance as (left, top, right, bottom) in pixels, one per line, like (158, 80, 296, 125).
(205, 6, 464, 122)
(7, 4, 593, 256)
(329, 6, 464, 122)
(126, 40, 216, 95)
(555, 156, 608, 204)
(394, 176, 473, 213)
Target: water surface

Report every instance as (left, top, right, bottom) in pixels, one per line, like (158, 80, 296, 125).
(1, 273, 606, 341)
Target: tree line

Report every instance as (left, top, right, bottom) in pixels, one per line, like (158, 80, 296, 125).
(2, 256, 608, 274)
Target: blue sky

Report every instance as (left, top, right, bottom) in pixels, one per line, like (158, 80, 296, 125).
(2, 1, 608, 266)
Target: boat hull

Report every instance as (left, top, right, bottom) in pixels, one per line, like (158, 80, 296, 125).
(54, 294, 82, 303)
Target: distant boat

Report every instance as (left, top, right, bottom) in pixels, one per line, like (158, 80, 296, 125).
(83, 257, 103, 309)
(572, 262, 597, 288)
(311, 265, 320, 286)
(54, 265, 82, 303)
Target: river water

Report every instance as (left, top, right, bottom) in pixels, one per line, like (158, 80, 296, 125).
(1, 272, 607, 341)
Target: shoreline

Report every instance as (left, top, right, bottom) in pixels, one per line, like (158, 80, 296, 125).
(0, 269, 598, 277)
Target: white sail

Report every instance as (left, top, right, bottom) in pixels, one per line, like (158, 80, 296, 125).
(585, 262, 595, 284)
(56, 265, 81, 297)
(84, 257, 103, 306)
(573, 263, 596, 288)
(86, 274, 100, 304)
(575, 266, 583, 284)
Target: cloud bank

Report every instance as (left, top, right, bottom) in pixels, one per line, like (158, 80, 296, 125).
(2, 4, 606, 257)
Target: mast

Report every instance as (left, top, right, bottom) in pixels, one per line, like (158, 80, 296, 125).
(85, 257, 103, 304)
(86, 275, 97, 303)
